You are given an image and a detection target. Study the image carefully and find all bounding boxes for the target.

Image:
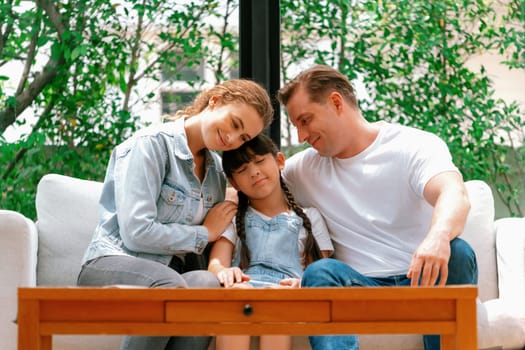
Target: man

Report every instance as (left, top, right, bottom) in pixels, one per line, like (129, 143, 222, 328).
(277, 65, 478, 350)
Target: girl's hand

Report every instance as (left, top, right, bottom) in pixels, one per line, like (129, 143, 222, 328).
(203, 201, 237, 242)
(217, 267, 250, 288)
(279, 278, 301, 288)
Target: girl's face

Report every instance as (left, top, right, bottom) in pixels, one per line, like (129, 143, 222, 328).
(229, 152, 285, 200)
(201, 99, 265, 151)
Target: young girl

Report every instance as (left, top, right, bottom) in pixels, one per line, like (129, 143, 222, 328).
(208, 133, 333, 350)
(77, 79, 273, 350)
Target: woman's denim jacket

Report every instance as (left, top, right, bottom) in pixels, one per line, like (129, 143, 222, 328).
(82, 118, 226, 266)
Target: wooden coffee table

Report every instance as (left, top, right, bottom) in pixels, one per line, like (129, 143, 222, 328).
(18, 286, 477, 350)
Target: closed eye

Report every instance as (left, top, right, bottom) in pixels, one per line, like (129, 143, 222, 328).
(232, 116, 246, 130)
(232, 116, 250, 142)
(235, 165, 247, 174)
(232, 119, 240, 129)
(300, 117, 311, 126)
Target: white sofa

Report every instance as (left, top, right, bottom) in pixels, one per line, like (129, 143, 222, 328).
(1, 173, 524, 350)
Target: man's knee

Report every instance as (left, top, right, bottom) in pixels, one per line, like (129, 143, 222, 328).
(448, 238, 478, 284)
(450, 238, 477, 266)
(302, 258, 347, 287)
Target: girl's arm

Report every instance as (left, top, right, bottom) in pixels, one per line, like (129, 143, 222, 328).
(321, 250, 333, 258)
(208, 237, 250, 287)
(302, 207, 334, 257)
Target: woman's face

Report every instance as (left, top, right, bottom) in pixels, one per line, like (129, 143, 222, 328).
(202, 101, 265, 151)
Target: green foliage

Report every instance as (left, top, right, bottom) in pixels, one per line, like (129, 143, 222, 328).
(281, 0, 524, 217)
(0, 134, 111, 220)
(0, 0, 237, 220)
(1, 0, 523, 219)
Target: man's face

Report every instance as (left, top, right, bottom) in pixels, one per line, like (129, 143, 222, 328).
(285, 87, 344, 157)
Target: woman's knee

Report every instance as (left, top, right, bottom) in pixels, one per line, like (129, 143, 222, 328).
(182, 270, 220, 288)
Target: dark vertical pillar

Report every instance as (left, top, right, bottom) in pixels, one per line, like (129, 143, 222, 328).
(239, 0, 281, 147)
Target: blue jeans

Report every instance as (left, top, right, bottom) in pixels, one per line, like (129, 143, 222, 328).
(78, 255, 220, 350)
(301, 238, 478, 350)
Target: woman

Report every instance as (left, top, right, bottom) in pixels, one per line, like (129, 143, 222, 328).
(77, 79, 273, 350)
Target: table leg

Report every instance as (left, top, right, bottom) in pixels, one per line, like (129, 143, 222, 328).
(42, 335, 52, 350)
(441, 334, 456, 350)
(18, 299, 41, 350)
(457, 298, 477, 349)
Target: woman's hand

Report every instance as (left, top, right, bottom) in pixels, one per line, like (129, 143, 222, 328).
(203, 200, 237, 242)
(216, 267, 250, 288)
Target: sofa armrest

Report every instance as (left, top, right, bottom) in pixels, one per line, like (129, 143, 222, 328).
(487, 217, 525, 349)
(0, 210, 38, 350)
(495, 217, 525, 306)
(0, 209, 38, 285)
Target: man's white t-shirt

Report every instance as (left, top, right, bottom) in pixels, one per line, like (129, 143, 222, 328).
(282, 122, 459, 277)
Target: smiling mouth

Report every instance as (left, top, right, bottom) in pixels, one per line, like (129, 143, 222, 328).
(252, 178, 267, 186)
(309, 136, 320, 148)
(218, 130, 227, 147)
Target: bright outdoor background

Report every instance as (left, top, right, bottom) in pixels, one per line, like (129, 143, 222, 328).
(1, 0, 523, 220)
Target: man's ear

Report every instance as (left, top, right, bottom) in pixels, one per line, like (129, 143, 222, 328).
(328, 91, 344, 113)
(276, 152, 286, 170)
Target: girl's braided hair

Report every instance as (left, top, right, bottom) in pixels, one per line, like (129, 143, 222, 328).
(222, 133, 323, 269)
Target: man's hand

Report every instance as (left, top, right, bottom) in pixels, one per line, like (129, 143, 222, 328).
(407, 231, 450, 286)
(279, 278, 301, 288)
(409, 171, 470, 286)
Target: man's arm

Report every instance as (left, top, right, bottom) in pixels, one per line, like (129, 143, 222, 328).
(407, 171, 470, 286)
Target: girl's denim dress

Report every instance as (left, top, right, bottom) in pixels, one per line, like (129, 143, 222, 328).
(235, 207, 305, 287)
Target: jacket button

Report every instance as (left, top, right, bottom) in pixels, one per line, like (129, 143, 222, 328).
(197, 241, 205, 253)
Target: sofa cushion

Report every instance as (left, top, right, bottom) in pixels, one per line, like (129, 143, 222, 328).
(36, 174, 103, 286)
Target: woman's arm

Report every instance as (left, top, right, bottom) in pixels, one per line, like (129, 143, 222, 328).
(113, 136, 212, 254)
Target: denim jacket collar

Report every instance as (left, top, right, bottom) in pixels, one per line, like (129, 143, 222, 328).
(172, 117, 223, 173)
